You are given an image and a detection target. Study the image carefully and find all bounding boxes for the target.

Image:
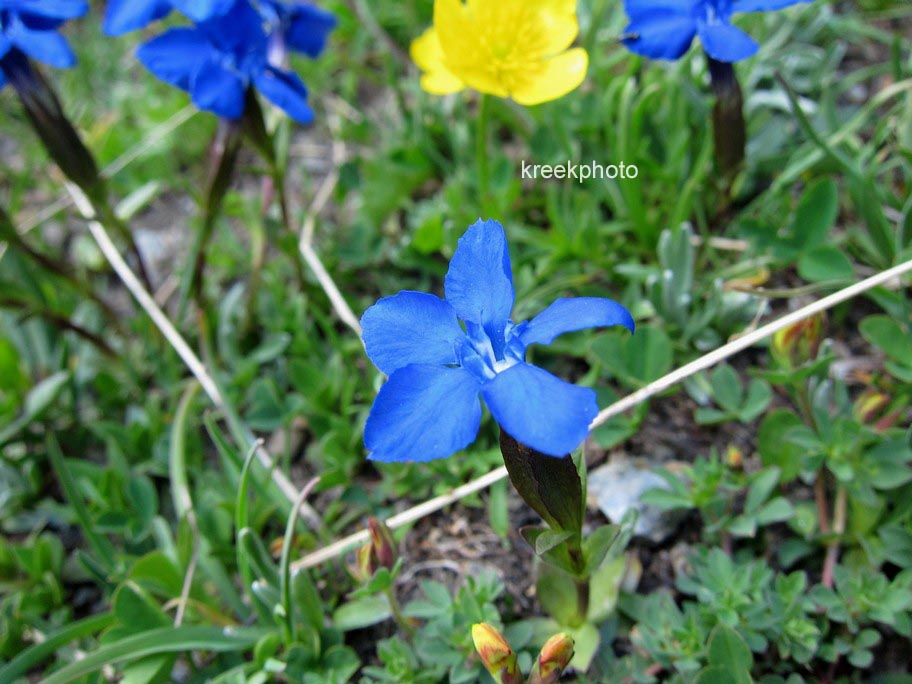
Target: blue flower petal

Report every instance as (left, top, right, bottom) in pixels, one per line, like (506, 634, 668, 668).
(253, 66, 314, 124)
(284, 5, 337, 57)
(103, 0, 171, 36)
(197, 0, 266, 52)
(137, 28, 210, 91)
(697, 19, 759, 62)
(482, 363, 597, 457)
(365, 365, 482, 462)
(733, 0, 807, 11)
(519, 297, 634, 348)
(0, 67, 6, 89)
(171, 0, 236, 22)
(623, 0, 699, 16)
(190, 58, 246, 119)
(0, 34, 11, 60)
(10, 1, 88, 20)
(9, 23, 74, 68)
(361, 291, 465, 376)
(623, 10, 696, 61)
(444, 219, 515, 343)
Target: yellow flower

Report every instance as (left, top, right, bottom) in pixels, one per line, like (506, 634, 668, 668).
(410, 0, 588, 105)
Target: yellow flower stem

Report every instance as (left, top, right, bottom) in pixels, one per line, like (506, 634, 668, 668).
(475, 93, 491, 212)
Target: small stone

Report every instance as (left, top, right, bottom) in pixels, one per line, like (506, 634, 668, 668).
(586, 458, 686, 543)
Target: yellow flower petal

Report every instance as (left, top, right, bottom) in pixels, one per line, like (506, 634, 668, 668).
(434, 0, 476, 67)
(414, 0, 588, 104)
(510, 47, 588, 106)
(410, 27, 465, 94)
(536, 0, 580, 55)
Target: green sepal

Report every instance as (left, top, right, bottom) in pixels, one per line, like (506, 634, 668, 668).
(499, 431, 583, 536)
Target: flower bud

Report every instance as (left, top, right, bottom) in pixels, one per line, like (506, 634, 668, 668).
(349, 518, 397, 582)
(471, 623, 522, 684)
(528, 633, 575, 684)
(368, 518, 397, 571)
(725, 445, 744, 469)
(771, 313, 826, 369)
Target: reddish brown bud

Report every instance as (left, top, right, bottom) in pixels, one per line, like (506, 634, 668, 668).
(368, 517, 397, 571)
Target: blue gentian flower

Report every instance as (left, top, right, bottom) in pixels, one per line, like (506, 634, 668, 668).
(622, 0, 811, 63)
(361, 219, 635, 462)
(103, 0, 235, 36)
(0, 0, 88, 88)
(136, 0, 332, 123)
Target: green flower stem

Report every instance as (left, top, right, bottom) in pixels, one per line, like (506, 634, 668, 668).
(384, 585, 416, 638)
(568, 545, 590, 626)
(476, 93, 491, 212)
(271, 168, 308, 290)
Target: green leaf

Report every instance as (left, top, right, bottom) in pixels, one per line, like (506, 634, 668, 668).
(535, 530, 574, 556)
(0, 613, 116, 683)
(758, 410, 807, 482)
(121, 655, 175, 684)
(130, 552, 183, 598)
(111, 583, 171, 634)
(744, 468, 781, 514)
(695, 665, 750, 684)
(566, 621, 600, 672)
(711, 365, 743, 413)
(587, 555, 628, 623)
(332, 595, 391, 631)
(798, 246, 854, 282)
(592, 326, 672, 388)
(238, 528, 280, 588)
(707, 623, 753, 673)
(740, 380, 772, 422)
(582, 524, 621, 576)
(791, 177, 839, 251)
(536, 562, 582, 627)
(755, 498, 794, 525)
(39, 626, 266, 684)
(487, 479, 509, 540)
(860, 316, 912, 366)
(0, 371, 70, 445)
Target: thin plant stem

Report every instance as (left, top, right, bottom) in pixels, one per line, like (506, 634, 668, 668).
(385, 586, 416, 638)
(822, 486, 848, 588)
(1, 296, 117, 356)
(815, 472, 831, 538)
(475, 93, 491, 212)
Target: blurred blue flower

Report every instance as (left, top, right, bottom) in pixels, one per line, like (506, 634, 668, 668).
(0, 0, 88, 88)
(103, 0, 235, 36)
(136, 0, 334, 123)
(259, 0, 336, 60)
(622, 0, 810, 63)
(361, 219, 635, 463)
